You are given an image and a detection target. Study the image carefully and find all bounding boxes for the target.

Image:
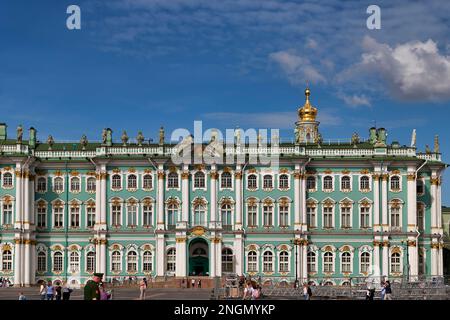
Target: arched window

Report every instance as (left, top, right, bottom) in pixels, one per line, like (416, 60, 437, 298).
(37, 177, 47, 192)
(341, 281, 351, 286)
(69, 251, 80, 273)
(324, 281, 334, 286)
(247, 174, 257, 189)
(2, 202, 12, 226)
(86, 177, 96, 192)
(390, 252, 401, 273)
(167, 203, 178, 229)
(127, 251, 137, 272)
(306, 176, 316, 190)
(323, 176, 333, 190)
(194, 172, 205, 188)
(279, 251, 289, 272)
(166, 248, 176, 272)
(221, 172, 232, 188)
(263, 175, 273, 189)
(143, 251, 153, 273)
(390, 176, 400, 191)
(53, 177, 64, 192)
(341, 176, 351, 190)
(390, 205, 401, 230)
(263, 251, 273, 272)
(111, 201, 122, 226)
(194, 204, 206, 226)
(37, 251, 47, 272)
(112, 174, 121, 189)
(127, 202, 137, 227)
(341, 252, 351, 273)
(70, 177, 80, 192)
(111, 251, 121, 272)
(307, 252, 316, 273)
(222, 248, 234, 273)
(86, 252, 95, 273)
(2, 250, 12, 271)
(143, 174, 153, 189)
(279, 174, 289, 189)
(3, 173, 13, 188)
(323, 252, 334, 273)
(127, 174, 137, 189)
(360, 252, 370, 273)
(360, 176, 370, 190)
(221, 203, 232, 229)
(53, 252, 63, 272)
(168, 172, 179, 188)
(247, 251, 257, 272)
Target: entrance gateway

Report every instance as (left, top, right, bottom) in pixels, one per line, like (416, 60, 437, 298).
(188, 238, 209, 276)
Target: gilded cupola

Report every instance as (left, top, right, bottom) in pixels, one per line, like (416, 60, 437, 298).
(298, 88, 318, 122)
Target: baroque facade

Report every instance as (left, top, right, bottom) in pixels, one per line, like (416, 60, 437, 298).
(0, 89, 446, 287)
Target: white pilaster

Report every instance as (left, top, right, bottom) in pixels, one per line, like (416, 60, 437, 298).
(209, 241, 216, 277)
(407, 167, 417, 232)
(302, 243, 307, 284)
(156, 234, 165, 276)
(294, 166, 300, 229)
(381, 174, 388, 231)
(382, 243, 389, 278)
(430, 171, 437, 233)
(182, 166, 189, 224)
(373, 244, 380, 276)
(100, 240, 107, 275)
(24, 242, 31, 286)
(157, 168, 165, 230)
(408, 242, 418, 280)
(301, 174, 307, 231)
(215, 239, 222, 277)
(234, 167, 242, 230)
(210, 167, 217, 224)
(430, 243, 438, 276)
(234, 234, 243, 275)
(14, 240, 22, 286)
(373, 174, 380, 231)
(175, 238, 187, 277)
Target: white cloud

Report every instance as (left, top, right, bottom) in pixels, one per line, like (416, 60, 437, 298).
(354, 36, 450, 101)
(269, 50, 326, 85)
(339, 93, 371, 107)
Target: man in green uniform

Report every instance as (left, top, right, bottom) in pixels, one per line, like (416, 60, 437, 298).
(84, 273, 103, 300)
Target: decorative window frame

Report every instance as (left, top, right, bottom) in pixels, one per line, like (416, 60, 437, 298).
(36, 175, 48, 193)
(50, 244, 66, 274)
(51, 199, 65, 229)
(141, 197, 155, 228)
(276, 244, 292, 274)
(359, 175, 372, 193)
(339, 175, 352, 193)
(165, 197, 181, 228)
(246, 173, 259, 191)
(52, 175, 65, 194)
(126, 173, 138, 192)
(306, 197, 318, 229)
(68, 198, 82, 229)
(192, 169, 207, 191)
(142, 172, 154, 191)
(389, 246, 403, 276)
(85, 199, 96, 229)
(165, 169, 181, 191)
(191, 197, 208, 227)
(338, 245, 355, 275)
(109, 197, 123, 228)
(140, 244, 155, 274)
(68, 244, 82, 274)
(84, 245, 96, 274)
(245, 244, 260, 274)
(306, 246, 318, 275)
(125, 244, 139, 274)
(277, 172, 291, 191)
(277, 197, 292, 228)
(321, 245, 336, 274)
(35, 198, 48, 229)
(125, 197, 139, 228)
(165, 246, 177, 274)
(219, 197, 235, 227)
(339, 197, 354, 229)
(306, 175, 317, 192)
(358, 197, 373, 229)
(219, 168, 234, 191)
(85, 175, 97, 194)
(109, 244, 124, 274)
(0, 242, 14, 273)
(36, 244, 48, 274)
(69, 175, 81, 194)
(321, 175, 335, 193)
(110, 172, 123, 191)
(358, 245, 373, 276)
(262, 173, 275, 191)
(262, 197, 275, 228)
(245, 197, 259, 228)
(261, 248, 275, 275)
(1, 169, 14, 189)
(321, 197, 336, 229)
(389, 174, 402, 193)
(389, 198, 404, 231)
(1, 195, 15, 228)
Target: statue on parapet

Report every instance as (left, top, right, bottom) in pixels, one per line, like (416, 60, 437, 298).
(80, 134, 88, 150)
(17, 125, 23, 143)
(159, 127, 165, 145)
(121, 131, 129, 146)
(136, 131, 144, 146)
(47, 135, 54, 150)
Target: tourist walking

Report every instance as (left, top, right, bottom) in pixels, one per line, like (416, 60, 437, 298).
(242, 281, 254, 300)
(18, 292, 26, 300)
(46, 281, 55, 300)
(197, 279, 201, 288)
(384, 281, 392, 300)
(55, 283, 62, 301)
(191, 278, 195, 288)
(39, 282, 47, 300)
(303, 283, 310, 300)
(62, 286, 73, 300)
(139, 278, 148, 300)
(380, 282, 386, 300)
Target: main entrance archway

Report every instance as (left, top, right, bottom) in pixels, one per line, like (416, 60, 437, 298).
(189, 238, 209, 276)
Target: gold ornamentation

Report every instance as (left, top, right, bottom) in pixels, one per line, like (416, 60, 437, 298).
(407, 240, 416, 247)
(234, 171, 242, 179)
(391, 247, 401, 254)
(166, 197, 179, 206)
(128, 167, 136, 173)
(389, 199, 402, 209)
(247, 168, 257, 174)
(278, 197, 290, 206)
(430, 177, 439, 186)
(341, 199, 352, 207)
(372, 173, 380, 180)
(323, 199, 334, 207)
(157, 171, 165, 179)
(112, 168, 121, 174)
(381, 174, 389, 181)
(360, 169, 370, 174)
(53, 245, 62, 251)
(298, 88, 318, 122)
(181, 171, 190, 180)
(324, 169, 332, 174)
(342, 169, 350, 175)
(360, 200, 371, 207)
(192, 197, 207, 207)
(373, 240, 381, 247)
(223, 167, 232, 173)
(430, 243, 440, 249)
(191, 226, 206, 236)
(263, 198, 273, 206)
(323, 245, 333, 252)
(391, 170, 401, 175)
(70, 170, 79, 176)
(212, 237, 221, 244)
(3, 244, 12, 251)
(407, 173, 416, 181)
(169, 166, 177, 173)
(306, 199, 317, 208)
(209, 171, 218, 179)
(247, 198, 258, 206)
(279, 168, 289, 174)
(293, 171, 304, 179)
(176, 237, 187, 243)
(382, 241, 390, 247)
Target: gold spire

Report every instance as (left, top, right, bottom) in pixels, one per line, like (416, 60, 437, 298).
(298, 87, 318, 122)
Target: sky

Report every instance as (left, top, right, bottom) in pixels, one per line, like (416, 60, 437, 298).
(0, 0, 449, 204)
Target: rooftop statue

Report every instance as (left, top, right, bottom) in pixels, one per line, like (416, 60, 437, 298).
(17, 125, 23, 143)
(434, 135, 440, 153)
(121, 131, 129, 146)
(102, 128, 107, 144)
(425, 144, 431, 154)
(159, 127, 165, 145)
(80, 134, 88, 150)
(410, 129, 416, 148)
(47, 135, 54, 150)
(136, 131, 144, 146)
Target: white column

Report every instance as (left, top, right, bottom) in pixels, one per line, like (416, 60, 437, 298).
(381, 174, 388, 231)
(100, 240, 107, 275)
(408, 242, 418, 280)
(431, 243, 438, 276)
(95, 171, 102, 225)
(29, 174, 35, 225)
(24, 241, 31, 286)
(215, 239, 222, 277)
(234, 169, 242, 230)
(294, 172, 300, 229)
(430, 171, 438, 233)
(382, 243, 389, 278)
(14, 240, 22, 286)
(101, 170, 107, 228)
(157, 169, 165, 230)
(302, 243, 307, 284)
(175, 238, 187, 277)
(373, 244, 381, 277)
(209, 241, 216, 277)
(234, 234, 243, 275)
(373, 174, 380, 230)
(181, 167, 189, 224)
(407, 168, 417, 231)
(95, 240, 101, 272)
(437, 178, 442, 228)
(301, 175, 307, 230)
(14, 166, 22, 228)
(30, 242, 36, 285)
(156, 234, 165, 276)
(210, 168, 217, 224)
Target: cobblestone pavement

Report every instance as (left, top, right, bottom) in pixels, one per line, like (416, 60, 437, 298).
(0, 287, 213, 300)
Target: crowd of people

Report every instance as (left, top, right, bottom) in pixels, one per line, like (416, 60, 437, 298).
(38, 281, 74, 300)
(0, 277, 11, 288)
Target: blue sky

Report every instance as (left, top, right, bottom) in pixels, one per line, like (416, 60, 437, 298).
(0, 0, 449, 204)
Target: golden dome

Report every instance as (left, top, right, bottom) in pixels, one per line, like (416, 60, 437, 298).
(298, 88, 318, 122)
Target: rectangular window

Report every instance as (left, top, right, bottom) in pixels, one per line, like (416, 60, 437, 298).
(307, 207, 316, 228)
(143, 205, 152, 226)
(360, 207, 370, 228)
(390, 207, 400, 230)
(127, 205, 137, 227)
(2, 204, 12, 225)
(247, 254, 257, 272)
(70, 207, 80, 228)
(112, 205, 121, 226)
(323, 207, 333, 228)
(87, 207, 95, 228)
(263, 206, 273, 226)
(54, 207, 63, 228)
(342, 254, 351, 273)
(247, 205, 257, 227)
(341, 207, 351, 228)
(37, 206, 47, 228)
(279, 205, 289, 227)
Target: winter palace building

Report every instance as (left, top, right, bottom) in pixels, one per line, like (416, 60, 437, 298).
(0, 89, 446, 287)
